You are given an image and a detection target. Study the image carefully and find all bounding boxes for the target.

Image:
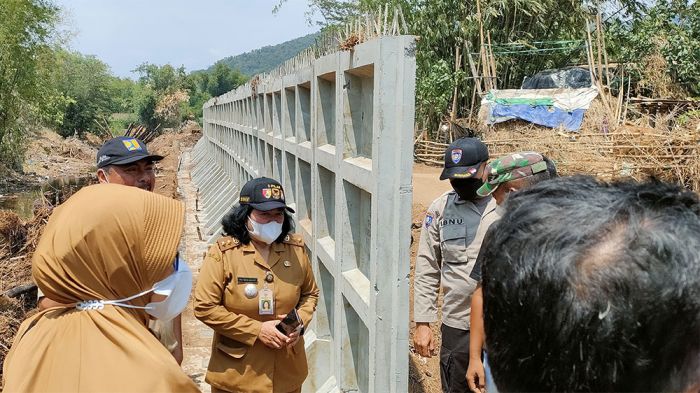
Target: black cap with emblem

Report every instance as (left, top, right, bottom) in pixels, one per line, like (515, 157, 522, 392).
(439, 137, 489, 180)
(96, 136, 164, 169)
(239, 177, 295, 213)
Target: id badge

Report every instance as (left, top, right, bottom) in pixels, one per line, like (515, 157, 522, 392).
(258, 287, 274, 315)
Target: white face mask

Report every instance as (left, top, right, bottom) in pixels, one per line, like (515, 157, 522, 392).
(248, 217, 283, 244)
(76, 255, 193, 322)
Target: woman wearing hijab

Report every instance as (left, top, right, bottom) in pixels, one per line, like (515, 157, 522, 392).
(2, 183, 199, 392)
(194, 177, 319, 393)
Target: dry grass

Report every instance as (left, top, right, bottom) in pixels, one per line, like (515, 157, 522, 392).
(0, 190, 82, 374)
(635, 38, 687, 99)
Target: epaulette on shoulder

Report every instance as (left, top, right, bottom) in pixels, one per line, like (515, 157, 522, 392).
(282, 233, 304, 247)
(217, 236, 240, 252)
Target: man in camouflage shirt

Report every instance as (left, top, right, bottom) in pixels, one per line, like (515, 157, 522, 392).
(465, 152, 558, 393)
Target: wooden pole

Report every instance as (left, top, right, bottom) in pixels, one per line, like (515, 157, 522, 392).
(476, 0, 491, 91)
(466, 42, 482, 95)
(586, 19, 611, 112)
(450, 44, 462, 129)
(468, 81, 478, 127)
(598, 9, 611, 87)
(585, 20, 596, 82)
(595, 12, 605, 89)
(487, 31, 497, 89)
(617, 66, 625, 126)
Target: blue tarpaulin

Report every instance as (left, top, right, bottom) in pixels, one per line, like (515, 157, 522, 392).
(489, 104, 587, 131)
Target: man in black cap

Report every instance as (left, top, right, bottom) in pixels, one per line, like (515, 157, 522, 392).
(413, 137, 491, 393)
(95, 136, 164, 191)
(37, 137, 185, 364)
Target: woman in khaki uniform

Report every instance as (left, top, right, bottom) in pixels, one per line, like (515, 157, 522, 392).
(2, 184, 198, 392)
(194, 177, 319, 393)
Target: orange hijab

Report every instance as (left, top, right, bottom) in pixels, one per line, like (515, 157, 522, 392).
(2, 184, 199, 392)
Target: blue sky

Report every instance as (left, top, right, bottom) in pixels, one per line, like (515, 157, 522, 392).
(54, 0, 320, 78)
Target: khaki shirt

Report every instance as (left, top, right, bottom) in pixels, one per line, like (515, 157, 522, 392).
(469, 199, 504, 282)
(413, 191, 491, 330)
(194, 234, 319, 393)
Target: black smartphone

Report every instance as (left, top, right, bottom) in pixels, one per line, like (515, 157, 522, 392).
(276, 308, 302, 335)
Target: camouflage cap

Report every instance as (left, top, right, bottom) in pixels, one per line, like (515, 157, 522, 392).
(476, 152, 548, 197)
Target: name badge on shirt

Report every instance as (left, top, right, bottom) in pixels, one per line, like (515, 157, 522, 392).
(259, 287, 274, 315)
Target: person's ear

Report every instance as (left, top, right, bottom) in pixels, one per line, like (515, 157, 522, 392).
(96, 169, 108, 183)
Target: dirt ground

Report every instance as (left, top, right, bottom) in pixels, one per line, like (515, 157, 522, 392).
(148, 122, 202, 198)
(409, 163, 450, 393)
(22, 129, 100, 181)
(412, 163, 453, 207)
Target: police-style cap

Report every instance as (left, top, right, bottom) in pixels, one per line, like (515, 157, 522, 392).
(96, 137, 164, 169)
(476, 152, 548, 197)
(439, 137, 489, 180)
(239, 177, 295, 213)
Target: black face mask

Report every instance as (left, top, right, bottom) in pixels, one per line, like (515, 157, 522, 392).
(450, 178, 484, 201)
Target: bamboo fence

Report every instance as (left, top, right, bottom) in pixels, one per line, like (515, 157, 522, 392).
(415, 99, 700, 192)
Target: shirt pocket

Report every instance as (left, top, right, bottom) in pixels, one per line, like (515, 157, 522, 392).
(216, 334, 249, 359)
(440, 224, 468, 264)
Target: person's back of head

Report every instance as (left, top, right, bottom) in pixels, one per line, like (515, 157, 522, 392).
(480, 176, 700, 392)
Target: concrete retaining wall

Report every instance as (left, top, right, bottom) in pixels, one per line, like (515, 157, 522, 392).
(192, 35, 416, 392)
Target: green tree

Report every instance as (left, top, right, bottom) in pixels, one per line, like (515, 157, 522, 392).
(52, 51, 115, 137)
(136, 88, 159, 131)
(133, 63, 189, 95)
(206, 62, 247, 97)
(108, 77, 142, 114)
(0, 0, 59, 169)
(607, 0, 700, 97)
(278, 0, 647, 131)
(132, 63, 194, 129)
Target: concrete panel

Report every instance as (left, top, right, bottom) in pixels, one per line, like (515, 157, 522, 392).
(195, 35, 416, 392)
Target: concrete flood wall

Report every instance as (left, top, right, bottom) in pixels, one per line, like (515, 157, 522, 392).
(191, 35, 416, 392)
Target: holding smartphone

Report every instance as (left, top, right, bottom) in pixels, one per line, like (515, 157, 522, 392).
(276, 308, 303, 336)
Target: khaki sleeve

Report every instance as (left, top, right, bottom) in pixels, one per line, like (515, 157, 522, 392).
(296, 247, 319, 328)
(468, 207, 502, 282)
(413, 200, 442, 323)
(193, 244, 262, 346)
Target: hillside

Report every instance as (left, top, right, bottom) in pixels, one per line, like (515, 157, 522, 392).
(212, 32, 320, 77)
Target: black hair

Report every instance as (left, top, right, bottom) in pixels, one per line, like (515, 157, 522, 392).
(525, 155, 558, 185)
(221, 204, 294, 244)
(480, 176, 700, 392)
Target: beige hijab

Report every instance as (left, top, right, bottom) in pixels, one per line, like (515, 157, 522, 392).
(2, 184, 199, 392)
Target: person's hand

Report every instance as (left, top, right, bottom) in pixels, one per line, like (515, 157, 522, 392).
(258, 319, 289, 349)
(466, 357, 486, 393)
(275, 314, 303, 347)
(413, 323, 435, 357)
(286, 330, 301, 347)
